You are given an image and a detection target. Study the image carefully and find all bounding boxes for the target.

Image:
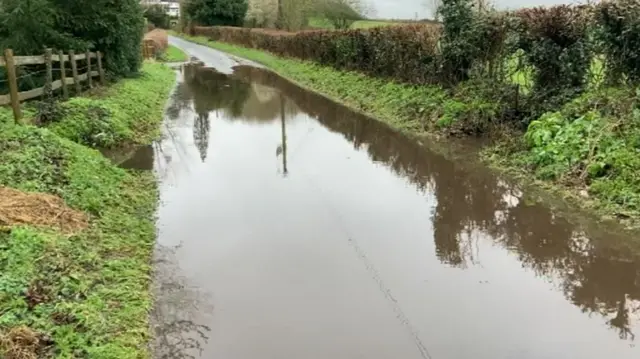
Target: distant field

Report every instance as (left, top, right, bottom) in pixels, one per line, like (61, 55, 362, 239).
(308, 17, 404, 30)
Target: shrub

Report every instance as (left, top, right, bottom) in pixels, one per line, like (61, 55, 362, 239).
(144, 4, 171, 29)
(0, 0, 145, 78)
(515, 6, 592, 103)
(438, 0, 488, 84)
(594, 0, 640, 84)
(184, 0, 249, 27)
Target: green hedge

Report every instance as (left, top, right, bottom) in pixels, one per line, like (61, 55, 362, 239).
(191, 1, 640, 126)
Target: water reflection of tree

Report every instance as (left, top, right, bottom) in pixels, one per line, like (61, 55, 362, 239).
(183, 64, 251, 119)
(233, 65, 640, 341)
(152, 244, 212, 359)
(193, 113, 210, 162)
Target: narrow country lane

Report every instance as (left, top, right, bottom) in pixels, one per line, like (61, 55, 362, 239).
(143, 37, 640, 359)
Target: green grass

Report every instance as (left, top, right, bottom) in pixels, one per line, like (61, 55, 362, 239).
(161, 45, 189, 62)
(0, 62, 175, 358)
(48, 62, 176, 148)
(172, 31, 640, 227)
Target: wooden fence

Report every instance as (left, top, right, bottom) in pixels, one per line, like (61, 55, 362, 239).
(0, 48, 105, 122)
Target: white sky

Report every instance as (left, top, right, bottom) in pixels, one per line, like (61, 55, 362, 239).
(372, 0, 588, 19)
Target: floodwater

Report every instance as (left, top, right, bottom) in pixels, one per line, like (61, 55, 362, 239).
(148, 40, 640, 359)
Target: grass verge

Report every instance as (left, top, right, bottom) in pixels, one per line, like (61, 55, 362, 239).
(161, 45, 189, 63)
(47, 62, 175, 149)
(0, 62, 175, 358)
(171, 32, 640, 229)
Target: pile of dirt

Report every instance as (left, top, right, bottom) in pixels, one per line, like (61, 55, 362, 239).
(0, 187, 88, 234)
(0, 327, 52, 359)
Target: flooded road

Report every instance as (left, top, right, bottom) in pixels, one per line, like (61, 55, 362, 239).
(148, 40, 640, 359)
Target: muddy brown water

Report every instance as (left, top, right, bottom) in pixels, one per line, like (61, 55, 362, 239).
(147, 48, 640, 358)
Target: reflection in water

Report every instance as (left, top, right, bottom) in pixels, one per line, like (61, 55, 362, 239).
(152, 244, 212, 359)
(156, 62, 640, 346)
(193, 113, 210, 162)
(278, 94, 288, 176)
(119, 145, 155, 170)
(229, 65, 640, 342)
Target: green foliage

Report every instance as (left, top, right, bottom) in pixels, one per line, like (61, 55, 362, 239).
(162, 45, 189, 62)
(518, 88, 640, 213)
(515, 6, 592, 106)
(0, 0, 82, 54)
(47, 63, 176, 148)
(438, 0, 488, 84)
(594, 0, 640, 84)
(0, 0, 145, 78)
(184, 0, 249, 26)
(144, 4, 171, 29)
(0, 125, 158, 357)
(0, 63, 174, 358)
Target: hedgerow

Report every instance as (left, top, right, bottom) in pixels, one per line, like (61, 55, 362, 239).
(190, 1, 639, 131)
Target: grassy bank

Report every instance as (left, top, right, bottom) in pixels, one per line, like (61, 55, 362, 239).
(49, 62, 175, 149)
(171, 32, 640, 229)
(161, 45, 189, 62)
(0, 62, 175, 358)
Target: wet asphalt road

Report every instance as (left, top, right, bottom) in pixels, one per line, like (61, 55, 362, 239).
(145, 38, 640, 359)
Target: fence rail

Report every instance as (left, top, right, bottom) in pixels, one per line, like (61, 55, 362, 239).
(1, 48, 105, 122)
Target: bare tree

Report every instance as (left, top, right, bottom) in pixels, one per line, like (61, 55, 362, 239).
(246, 0, 278, 27)
(423, 0, 441, 20)
(316, 0, 367, 29)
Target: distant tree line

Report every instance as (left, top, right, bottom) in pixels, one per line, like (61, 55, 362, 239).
(181, 0, 375, 31)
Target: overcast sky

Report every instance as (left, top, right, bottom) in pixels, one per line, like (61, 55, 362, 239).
(372, 0, 587, 19)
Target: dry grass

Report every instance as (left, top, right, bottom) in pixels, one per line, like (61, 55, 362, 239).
(0, 187, 88, 234)
(0, 327, 49, 359)
(144, 28, 169, 52)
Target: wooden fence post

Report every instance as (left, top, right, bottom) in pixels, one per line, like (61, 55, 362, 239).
(44, 48, 53, 99)
(96, 51, 105, 85)
(69, 50, 81, 94)
(86, 50, 92, 88)
(59, 50, 68, 100)
(4, 49, 21, 123)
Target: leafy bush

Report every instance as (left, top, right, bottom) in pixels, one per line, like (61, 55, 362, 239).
(594, 0, 640, 84)
(0, 0, 145, 78)
(439, 0, 489, 84)
(144, 4, 171, 29)
(521, 88, 640, 212)
(184, 0, 249, 26)
(515, 6, 592, 103)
